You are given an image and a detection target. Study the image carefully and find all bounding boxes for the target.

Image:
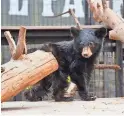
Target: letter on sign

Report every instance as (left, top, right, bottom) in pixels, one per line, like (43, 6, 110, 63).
(42, 0, 56, 16)
(9, 0, 28, 16)
(62, 0, 84, 17)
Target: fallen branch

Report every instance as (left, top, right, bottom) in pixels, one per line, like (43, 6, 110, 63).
(13, 26, 27, 59)
(4, 31, 16, 57)
(53, 9, 81, 30)
(4, 26, 27, 60)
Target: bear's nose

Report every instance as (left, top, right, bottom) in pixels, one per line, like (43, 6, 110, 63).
(83, 53, 88, 57)
(81, 46, 93, 58)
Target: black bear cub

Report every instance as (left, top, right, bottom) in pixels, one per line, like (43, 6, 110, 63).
(24, 27, 107, 101)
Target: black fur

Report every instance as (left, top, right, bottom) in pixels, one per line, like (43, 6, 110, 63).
(24, 27, 107, 101)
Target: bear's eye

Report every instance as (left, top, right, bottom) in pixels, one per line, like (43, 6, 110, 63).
(89, 42, 95, 47)
(80, 42, 85, 46)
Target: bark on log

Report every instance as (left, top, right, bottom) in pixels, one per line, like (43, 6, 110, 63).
(87, 0, 124, 43)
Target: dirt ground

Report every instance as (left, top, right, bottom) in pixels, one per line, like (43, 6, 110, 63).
(1, 98, 124, 116)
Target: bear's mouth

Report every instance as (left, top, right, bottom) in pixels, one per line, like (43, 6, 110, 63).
(81, 46, 92, 58)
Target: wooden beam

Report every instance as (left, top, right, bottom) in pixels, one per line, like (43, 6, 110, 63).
(1, 25, 104, 30)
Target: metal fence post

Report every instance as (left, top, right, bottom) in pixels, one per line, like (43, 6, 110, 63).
(115, 0, 124, 97)
(115, 42, 123, 97)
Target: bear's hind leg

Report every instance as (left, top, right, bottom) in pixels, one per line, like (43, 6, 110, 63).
(24, 76, 52, 101)
(52, 72, 74, 102)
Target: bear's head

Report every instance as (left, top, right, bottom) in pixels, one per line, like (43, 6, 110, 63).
(71, 27, 107, 58)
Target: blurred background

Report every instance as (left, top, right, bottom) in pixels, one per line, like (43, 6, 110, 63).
(1, 0, 124, 101)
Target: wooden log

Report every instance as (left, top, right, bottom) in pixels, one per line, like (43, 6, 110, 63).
(1, 27, 58, 102)
(87, 0, 124, 43)
(1, 50, 58, 102)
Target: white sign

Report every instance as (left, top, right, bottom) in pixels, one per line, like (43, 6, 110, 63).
(8, 0, 84, 17)
(113, 0, 123, 16)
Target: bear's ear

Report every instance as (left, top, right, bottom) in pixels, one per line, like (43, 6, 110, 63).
(95, 27, 107, 38)
(70, 27, 80, 38)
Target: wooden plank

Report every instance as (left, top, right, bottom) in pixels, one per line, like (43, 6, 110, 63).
(1, 25, 104, 30)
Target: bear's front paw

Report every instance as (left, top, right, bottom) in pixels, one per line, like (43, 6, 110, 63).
(82, 95, 97, 101)
(79, 92, 97, 101)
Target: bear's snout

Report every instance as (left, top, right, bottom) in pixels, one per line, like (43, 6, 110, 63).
(81, 46, 92, 58)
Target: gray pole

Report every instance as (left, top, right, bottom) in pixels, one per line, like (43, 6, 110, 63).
(115, 0, 124, 97)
